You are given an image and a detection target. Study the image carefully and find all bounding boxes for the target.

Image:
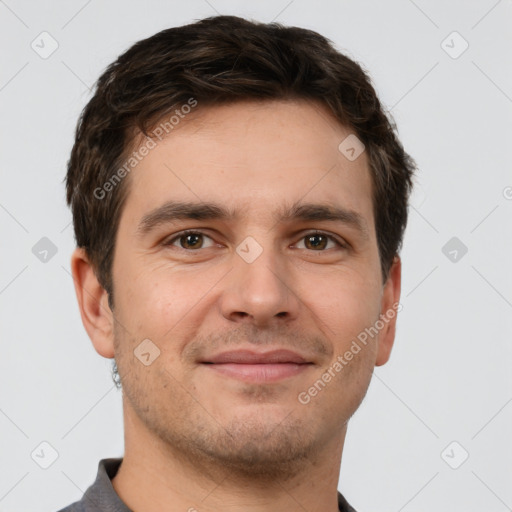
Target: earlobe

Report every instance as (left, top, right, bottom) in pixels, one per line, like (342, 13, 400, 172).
(375, 255, 402, 367)
(70, 247, 115, 359)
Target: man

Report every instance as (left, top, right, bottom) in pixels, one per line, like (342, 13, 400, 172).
(61, 14, 415, 512)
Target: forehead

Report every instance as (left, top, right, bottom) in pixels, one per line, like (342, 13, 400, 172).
(120, 99, 374, 233)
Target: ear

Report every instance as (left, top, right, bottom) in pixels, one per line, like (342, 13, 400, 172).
(375, 255, 402, 367)
(70, 247, 115, 358)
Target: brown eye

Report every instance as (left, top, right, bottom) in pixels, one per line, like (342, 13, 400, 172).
(305, 234, 328, 250)
(297, 232, 343, 251)
(180, 233, 203, 249)
(166, 231, 215, 250)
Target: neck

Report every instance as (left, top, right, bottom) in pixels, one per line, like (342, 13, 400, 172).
(112, 402, 347, 512)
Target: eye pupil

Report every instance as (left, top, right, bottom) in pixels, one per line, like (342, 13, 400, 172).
(182, 233, 202, 249)
(305, 234, 327, 250)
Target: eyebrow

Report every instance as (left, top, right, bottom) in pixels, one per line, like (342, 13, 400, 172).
(136, 199, 369, 240)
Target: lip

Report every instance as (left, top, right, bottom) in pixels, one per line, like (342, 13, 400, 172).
(200, 349, 314, 383)
(204, 363, 311, 383)
(202, 349, 310, 364)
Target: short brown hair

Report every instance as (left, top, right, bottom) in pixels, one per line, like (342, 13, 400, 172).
(66, 15, 416, 308)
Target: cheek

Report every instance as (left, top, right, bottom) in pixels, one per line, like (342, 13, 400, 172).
(118, 255, 174, 311)
(311, 271, 381, 340)
(117, 265, 212, 361)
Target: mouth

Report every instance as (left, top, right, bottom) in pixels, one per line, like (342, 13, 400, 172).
(200, 349, 314, 383)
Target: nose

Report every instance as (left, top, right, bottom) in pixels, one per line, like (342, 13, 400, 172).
(219, 240, 301, 328)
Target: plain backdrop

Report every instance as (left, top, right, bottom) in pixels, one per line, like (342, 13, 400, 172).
(1, 1, 511, 511)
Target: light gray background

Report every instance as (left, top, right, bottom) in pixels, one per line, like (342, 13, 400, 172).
(1, 1, 511, 511)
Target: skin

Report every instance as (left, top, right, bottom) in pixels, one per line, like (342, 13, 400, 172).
(71, 99, 401, 512)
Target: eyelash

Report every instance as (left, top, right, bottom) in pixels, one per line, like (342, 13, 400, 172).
(163, 229, 347, 252)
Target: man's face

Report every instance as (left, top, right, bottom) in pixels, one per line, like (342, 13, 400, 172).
(108, 99, 398, 478)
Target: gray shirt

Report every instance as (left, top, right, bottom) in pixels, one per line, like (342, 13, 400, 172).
(57, 458, 357, 512)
